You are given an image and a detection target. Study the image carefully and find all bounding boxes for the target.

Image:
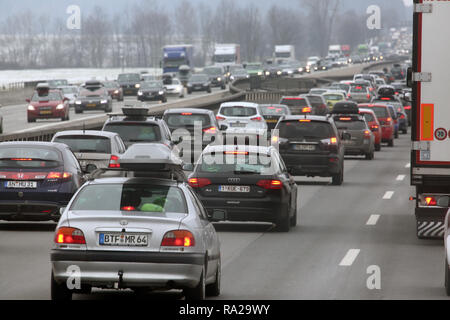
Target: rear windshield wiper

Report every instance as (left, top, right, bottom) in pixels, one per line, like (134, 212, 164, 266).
(233, 170, 259, 175)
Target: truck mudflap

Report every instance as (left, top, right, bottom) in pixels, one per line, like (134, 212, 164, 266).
(415, 207, 447, 239)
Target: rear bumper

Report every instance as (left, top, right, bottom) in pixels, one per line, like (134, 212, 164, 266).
(280, 153, 341, 177)
(344, 142, 371, 155)
(0, 200, 68, 221)
(381, 126, 394, 141)
(51, 250, 203, 289)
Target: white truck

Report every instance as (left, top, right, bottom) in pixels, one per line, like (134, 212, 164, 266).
(274, 45, 296, 60)
(408, 1, 450, 239)
(213, 44, 241, 68)
(327, 45, 342, 59)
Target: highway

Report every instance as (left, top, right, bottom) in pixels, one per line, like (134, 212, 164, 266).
(0, 133, 446, 300)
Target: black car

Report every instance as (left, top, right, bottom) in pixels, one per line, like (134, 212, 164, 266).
(0, 142, 84, 222)
(390, 64, 406, 80)
(187, 74, 212, 94)
(188, 145, 298, 232)
(137, 81, 167, 103)
(117, 73, 141, 96)
(274, 115, 346, 185)
(74, 81, 112, 114)
(102, 107, 175, 149)
(203, 66, 227, 89)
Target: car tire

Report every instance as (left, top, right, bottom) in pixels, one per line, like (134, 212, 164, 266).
(207, 88, 212, 94)
(445, 257, 450, 296)
(375, 143, 381, 151)
(162, 97, 167, 103)
(206, 257, 221, 297)
(332, 165, 344, 186)
(402, 128, 407, 134)
(75, 108, 83, 114)
(51, 271, 72, 301)
(365, 151, 374, 160)
(184, 268, 206, 300)
(274, 205, 290, 232)
(188, 90, 192, 95)
(388, 139, 394, 147)
(221, 85, 226, 90)
(395, 131, 399, 139)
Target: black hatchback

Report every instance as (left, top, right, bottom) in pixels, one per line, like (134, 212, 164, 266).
(274, 115, 346, 185)
(188, 145, 298, 232)
(0, 142, 84, 222)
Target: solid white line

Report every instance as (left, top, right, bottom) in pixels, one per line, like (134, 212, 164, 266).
(339, 249, 360, 266)
(396, 174, 406, 181)
(366, 214, 380, 226)
(383, 191, 394, 199)
(405, 163, 411, 168)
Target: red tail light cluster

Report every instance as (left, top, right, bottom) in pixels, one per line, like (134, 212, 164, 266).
(216, 116, 225, 121)
(55, 227, 86, 244)
(302, 107, 312, 113)
(203, 126, 217, 134)
(424, 197, 437, 206)
(108, 155, 120, 168)
(250, 116, 263, 121)
(161, 230, 195, 247)
(364, 130, 371, 138)
(188, 177, 211, 188)
(47, 172, 72, 180)
(256, 179, 283, 190)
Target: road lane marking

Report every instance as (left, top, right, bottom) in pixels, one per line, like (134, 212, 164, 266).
(396, 175, 406, 181)
(339, 249, 360, 266)
(383, 191, 394, 199)
(405, 163, 410, 168)
(366, 214, 380, 226)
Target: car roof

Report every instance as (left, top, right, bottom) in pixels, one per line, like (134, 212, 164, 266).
(163, 108, 214, 115)
(104, 115, 161, 124)
(281, 115, 329, 122)
(0, 141, 68, 150)
(53, 130, 119, 138)
(358, 108, 376, 114)
(88, 176, 180, 187)
(202, 144, 274, 155)
(219, 102, 259, 108)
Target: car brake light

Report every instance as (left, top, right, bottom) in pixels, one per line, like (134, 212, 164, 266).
(161, 230, 195, 247)
(367, 94, 371, 99)
(425, 197, 437, 206)
(371, 125, 379, 130)
(11, 158, 32, 161)
(216, 116, 225, 121)
(47, 172, 72, 179)
(381, 97, 390, 101)
(299, 119, 311, 122)
(108, 155, 120, 168)
(330, 137, 337, 144)
(404, 106, 411, 110)
(55, 227, 86, 244)
(188, 177, 211, 188)
(181, 112, 192, 115)
(250, 116, 262, 121)
(302, 107, 312, 113)
(203, 126, 217, 134)
(257, 179, 283, 190)
(224, 151, 249, 155)
(339, 117, 352, 121)
(364, 130, 371, 138)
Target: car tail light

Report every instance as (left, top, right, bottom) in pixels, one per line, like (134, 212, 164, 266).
(367, 94, 371, 99)
(161, 230, 195, 247)
(257, 179, 283, 190)
(55, 227, 86, 244)
(47, 172, 72, 180)
(302, 107, 312, 113)
(121, 206, 136, 211)
(339, 117, 352, 121)
(381, 97, 391, 101)
(400, 114, 405, 119)
(188, 177, 211, 188)
(347, 94, 351, 98)
(364, 130, 371, 138)
(424, 196, 437, 206)
(371, 125, 379, 131)
(250, 116, 262, 121)
(386, 117, 392, 125)
(108, 155, 120, 168)
(330, 137, 337, 144)
(216, 116, 225, 121)
(404, 105, 411, 110)
(203, 126, 217, 134)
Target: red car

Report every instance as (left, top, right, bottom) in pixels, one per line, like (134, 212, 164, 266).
(103, 81, 124, 101)
(358, 107, 382, 151)
(27, 84, 69, 123)
(358, 104, 394, 147)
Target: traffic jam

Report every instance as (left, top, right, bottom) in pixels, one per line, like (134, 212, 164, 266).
(0, 0, 449, 308)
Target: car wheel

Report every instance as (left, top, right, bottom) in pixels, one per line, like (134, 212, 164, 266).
(188, 90, 192, 95)
(206, 257, 221, 297)
(274, 205, 290, 232)
(375, 143, 381, 151)
(51, 271, 72, 301)
(184, 268, 205, 300)
(395, 131, 399, 139)
(402, 128, 408, 134)
(446, 257, 450, 296)
(207, 88, 212, 94)
(221, 85, 226, 90)
(75, 108, 83, 114)
(332, 166, 344, 185)
(388, 139, 394, 147)
(163, 97, 167, 103)
(27, 118, 36, 123)
(365, 151, 374, 160)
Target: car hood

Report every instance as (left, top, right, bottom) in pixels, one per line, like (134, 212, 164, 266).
(30, 101, 61, 107)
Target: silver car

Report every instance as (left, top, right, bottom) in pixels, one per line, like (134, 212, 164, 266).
(50, 144, 221, 300)
(216, 102, 267, 131)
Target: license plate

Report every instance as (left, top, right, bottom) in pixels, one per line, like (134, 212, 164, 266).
(6, 181, 37, 189)
(230, 123, 246, 128)
(343, 140, 356, 145)
(99, 233, 148, 247)
(87, 103, 96, 107)
(40, 110, 52, 115)
(218, 185, 250, 193)
(293, 144, 315, 151)
(125, 90, 133, 94)
(266, 119, 278, 123)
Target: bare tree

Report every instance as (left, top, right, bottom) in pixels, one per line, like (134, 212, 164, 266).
(82, 7, 111, 67)
(175, 1, 198, 43)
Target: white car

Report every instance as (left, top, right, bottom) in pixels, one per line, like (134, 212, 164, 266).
(164, 78, 185, 98)
(216, 102, 267, 131)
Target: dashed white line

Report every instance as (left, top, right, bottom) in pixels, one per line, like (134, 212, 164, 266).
(339, 249, 360, 266)
(366, 214, 380, 226)
(383, 191, 395, 199)
(405, 163, 411, 168)
(396, 174, 406, 181)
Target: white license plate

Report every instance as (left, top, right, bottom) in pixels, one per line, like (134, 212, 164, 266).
(219, 185, 250, 193)
(343, 140, 356, 145)
(6, 181, 37, 189)
(99, 233, 148, 247)
(293, 144, 315, 151)
(230, 123, 246, 128)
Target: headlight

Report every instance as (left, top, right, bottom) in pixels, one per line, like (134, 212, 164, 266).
(265, 71, 270, 76)
(27, 105, 35, 111)
(217, 77, 222, 81)
(287, 70, 293, 74)
(56, 104, 65, 110)
(230, 76, 235, 81)
(258, 72, 263, 76)
(246, 75, 250, 78)
(277, 71, 282, 75)
(187, 83, 192, 87)
(75, 101, 82, 105)
(101, 99, 108, 104)
(158, 91, 164, 95)
(138, 91, 143, 95)
(298, 68, 303, 72)
(135, 84, 141, 88)
(114, 90, 119, 94)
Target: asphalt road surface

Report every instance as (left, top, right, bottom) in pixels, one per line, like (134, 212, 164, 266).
(0, 133, 446, 300)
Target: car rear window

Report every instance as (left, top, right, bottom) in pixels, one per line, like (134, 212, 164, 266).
(220, 106, 257, 117)
(361, 112, 375, 122)
(53, 135, 111, 154)
(323, 94, 344, 100)
(165, 114, 211, 128)
(71, 184, 187, 213)
(103, 123, 161, 143)
(368, 106, 389, 118)
(260, 106, 289, 116)
(350, 86, 366, 93)
(305, 96, 324, 107)
(0, 146, 62, 168)
(199, 153, 273, 174)
(279, 98, 308, 115)
(278, 121, 333, 140)
(334, 119, 366, 130)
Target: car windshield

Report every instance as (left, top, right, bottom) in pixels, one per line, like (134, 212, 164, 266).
(334, 120, 366, 130)
(53, 135, 111, 154)
(48, 80, 67, 87)
(31, 91, 61, 102)
(0, 146, 62, 168)
(323, 94, 344, 100)
(60, 87, 78, 94)
(190, 75, 208, 82)
(310, 89, 327, 94)
(199, 153, 273, 174)
(260, 106, 289, 116)
(278, 121, 333, 139)
(79, 89, 104, 98)
(220, 106, 257, 117)
(103, 123, 161, 143)
(165, 114, 211, 127)
(232, 69, 247, 75)
(118, 74, 140, 82)
(246, 64, 262, 70)
(103, 82, 118, 89)
(361, 112, 376, 122)
(141, 82, 163, 89)
(71, 184, 187, 213)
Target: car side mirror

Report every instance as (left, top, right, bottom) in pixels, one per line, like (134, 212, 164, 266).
(437, 196, 450, 208)
(59, 207, 67, 215)
(182, 163, 194, 171)
(219, 124, 228, 131)
(208, 209, 226, 222)
(84, 164, 97, 174)
(342, 132, 351, 140)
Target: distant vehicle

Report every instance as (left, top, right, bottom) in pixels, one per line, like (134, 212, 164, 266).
(358, 108, 382, 151)
(328, 44, 342, 58)
(348, 85, 371, 103)
(162, 44, 194, 74)
(390, 64, 406, 80)
(213, 43, 241, 68)
(46, 79, 69, 89)
(306, 56, 320, 70)
(117, 73, 141, 96)
(58, 85, 79, 108)
(0, 141, 85, 222)
(309, 88, 328, 95)
(164, 78, 185, 98)
(102, 81, 123, 101)
(259, 104, 291, 130)
(52, 130, 126, 173)
(358, 104, 395, 147)
(203, 66, 227, 89)
(216, 102, 267, 131)
(137, 81, 167, 103)
(27, 84, 70, 122)
(187, 74, 212, 94)
(74, 81, 112, 114)
(303, 94, 329, 116)
(177, 65, 192, 86)
(279, 96, 315, 116)
(188, 144, 298, 232)
(274, 45, 296, 60)
(322, 91, 346, 110)
(229, 68, 249, 81)
(245, 63, 264, 77)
